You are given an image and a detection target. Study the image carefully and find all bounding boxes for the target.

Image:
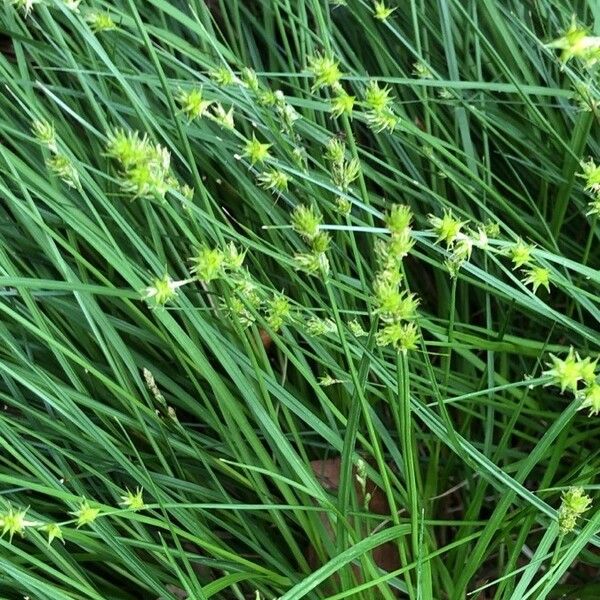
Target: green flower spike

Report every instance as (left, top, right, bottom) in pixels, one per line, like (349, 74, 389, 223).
(365, 81, 394, 112)
(1, 505, 30, 541)
(373, 281, 419, 323)
(86, 11, 116, 33)
(10, 0, 39, 17)
(144, 275, 190, 306)
(32, 119, 57, 152)
(176, 88, 213, 121)
(47, 154, 80, 189)
(412, 61, 433, 79)
(120, 488, 145, 511)
(428, 210, 466, 246)
(311, 232, 331, 254)
(349, 319, 368, 337)
(579, 159, 600, 195)
(373, 1, 396, 21)
(580, 382, 600, 416)
(332, 157, 360, 191)
(291, 204, 322, 240)
(243, 134, 271, 166)
(191, 246, 224, 283)
(71, 500, 100, 528)
(376, 321, 420, 353)
(257, 169, 290, 194)
(294, 252, 330, 276)
(241, 67, 259, 91)
(586, 198, 600, 217)
(508, 239, 535, 269)
(558, 487, 592, 534)
(307, 53, 342, 91)
(266, 294, 291, 331)
(62, 0, 81, 12)
(331, 90, 355, 118)
(544, 348, 586, 394)
(307, 317, 337, 336)
(366, 110, 398, 133)
(386, 204, 413, 236)
(521, 265, 551, 294)
(325, 138, 346, 165)
(41, 523, 64, 545)
(210, 67, 237, 86)
(546, 18, 600, 68)
(211, 104, 235, 130)
(223, 242, 246, 271)
(578, 356, 598, 385)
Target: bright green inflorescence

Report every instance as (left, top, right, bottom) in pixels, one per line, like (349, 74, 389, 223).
(558, 487, 592, 534)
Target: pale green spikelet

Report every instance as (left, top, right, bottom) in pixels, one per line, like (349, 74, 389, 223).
(241, 67, 260, 91)
(557, 487, 592, 534)
(376, 321, 420, 353)
(543, 348, 587, 394)
(311, 232, 331, 254)
(373, 1, 396, 21)
(331, 89, 355, 118)
(0, 505, 29, 541)
(294, 252, 330, 276)
(546, 18, 600, 68)
(266, 294, 291, 331)
(71, 500, 100, 528)
(335, 196, 352, 216)
(291, 204, 322, 240)
(507, 238, 535, 269)
(579, 382, 600, 416)
(210, 104, 235, 129)
(307, 53, 342, 91)
(521, 265, 551, 294)
(412, 61, 433, 78)
(365, 81, 394, 112)
(144, 275, 190, 306)
(223, 242, 246, 271)
(46, 154, 80, 189)
(373, 282, 419, 323)
(41, 522, 64, 545)
(386, 204, 413, 236)
(32, 119, 57, 152)
(176, 88, 213, 121)
(86, 10, 116, 32)
(191, 246, 225, 282)
(210, 66, 238, 86)
(428, 210, 467, 246)
(120, 488, 145, 511)
(349, 319, 368, 337)
(243, 134, 271, 166)
(258, 169, 290, 194)
(10, 0, 39, 17)
(579, 159, 600, 195)
(306, 317, 337, 336)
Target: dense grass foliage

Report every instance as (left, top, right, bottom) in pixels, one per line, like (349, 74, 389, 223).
(0, 0, 599, 598)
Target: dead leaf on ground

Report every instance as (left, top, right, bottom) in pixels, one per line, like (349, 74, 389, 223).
(309, 457, 400, 573)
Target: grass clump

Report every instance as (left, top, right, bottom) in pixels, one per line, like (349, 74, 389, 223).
(0, 0, 599, 598)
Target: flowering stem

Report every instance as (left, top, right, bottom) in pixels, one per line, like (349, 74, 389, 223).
(339, 114, 374, 293)
(341, 114, 373, 224)
(581, 214, 598, 267)
(335, 317, 381, 600)
(551, 533, 564, 567)
(344, 213, 368, 295)
(325, 280, 408, 600)
(443, 276, 458, 389)
(550, 110, 594, 239)
(127, 0, 222, 243)
(395, 351, 421, 570)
